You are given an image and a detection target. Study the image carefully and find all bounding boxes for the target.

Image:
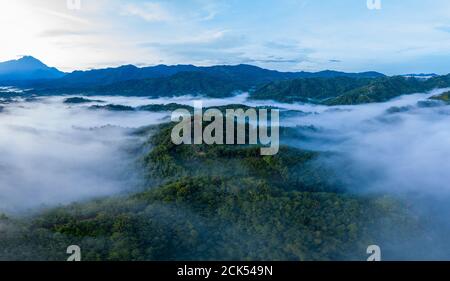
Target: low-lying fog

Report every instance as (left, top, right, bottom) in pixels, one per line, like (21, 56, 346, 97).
(279, 88, 450, 197)
(0, 95, 170, 213)
(2, 89, 450, 253)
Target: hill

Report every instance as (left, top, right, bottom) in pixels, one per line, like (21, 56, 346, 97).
(87, 71, 244, 98)
(251, 75, 450, 105)
(429, 91, 450, 103)
(0, 121, 422, 260)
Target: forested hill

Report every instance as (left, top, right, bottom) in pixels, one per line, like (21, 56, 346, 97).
(84, 72, 245, 98)
(250, 77, 372, 103)
(252, 74, 450, 105)
(0, 120, 424, 261)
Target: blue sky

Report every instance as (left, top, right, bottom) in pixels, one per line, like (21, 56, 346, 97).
(1, 0, 450, 74)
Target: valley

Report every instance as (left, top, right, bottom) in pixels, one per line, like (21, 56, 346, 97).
(0, 87, 449, 260)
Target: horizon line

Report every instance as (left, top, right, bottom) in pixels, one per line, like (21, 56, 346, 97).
(1, 55, 448, 77)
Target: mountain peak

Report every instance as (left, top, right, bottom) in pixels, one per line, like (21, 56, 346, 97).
(19, 55, 41, 61)
(15, 56, 47, 67)
(19, 55, 38, 60)
(0, 56, 65, 81)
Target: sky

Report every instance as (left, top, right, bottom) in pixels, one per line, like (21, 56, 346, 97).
(1, 0, 450, 74)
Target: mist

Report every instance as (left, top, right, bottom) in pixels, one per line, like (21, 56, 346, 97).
(0, 95, 174, 213)
(262, 88, 450, 260)
(3, 90, 450, 259)
(0, 93, 257, 214)
(272, 89, 450, 196)
(216, 89, 450, 259)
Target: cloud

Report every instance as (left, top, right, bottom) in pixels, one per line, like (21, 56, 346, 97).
(5, 0, 450, 73)
(435, 25, 450, 34)
(242, 56, 307, 64)
(264, 41, 305, 51)
(0, 93, 264, 214)
(140, 30, 249, 65)
(36, 6, 91, 25)
(0, 95, 174, 213)
(194, 0, 222, 21)
(39, 29, 94, 38)
(140, 33, 316, 68)
(243, 88, 450, 259)
(121, 2, 173, 22)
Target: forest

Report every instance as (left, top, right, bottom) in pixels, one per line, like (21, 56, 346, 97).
(252, 75, 450, 105)
(0, 120, 424, 261)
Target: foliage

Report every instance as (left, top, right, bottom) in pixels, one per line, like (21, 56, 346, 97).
(88, 72, 244, 98)
(429, 91, 450, 103)
(0, 121, 424, 261)
(63, 97, 105, 104)
(251, 75, 450, 105)
(89, 104, 135, 111)
(252, 77, 371, 103)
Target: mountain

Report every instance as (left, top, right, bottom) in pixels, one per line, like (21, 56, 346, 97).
(6, 56, 447, 105)
(327, 74, 450, 105)
(0, 55, 384, 91)
(34, 67, 385, 98)
(87, 71, 243, 98)
(28, 63, 384, 90)
(252, 74, 450, 105)
(324, 76, 428, 105)
(47, 64, 199, 88)
(0, 56, 65, 81)
(294, 70, 385, 79)
(251, 77, 372, 103)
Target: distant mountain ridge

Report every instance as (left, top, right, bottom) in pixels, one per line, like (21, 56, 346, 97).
(31, 63, 385, 90)
(0, 56, 65, 81)
(29, 67, 387, 99)
(11, 56, 450, 106)
(0, 56, 384, 89)
(87, 71, 243, 98)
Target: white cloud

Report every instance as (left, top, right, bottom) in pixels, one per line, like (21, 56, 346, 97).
(3, 0, 450, 73)
(121, 2, 173, 22)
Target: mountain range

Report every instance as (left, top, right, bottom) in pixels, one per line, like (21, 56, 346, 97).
(0, 56, 384, 88)
(2, 56, 450, 106)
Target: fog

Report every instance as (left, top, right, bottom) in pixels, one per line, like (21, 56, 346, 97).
(261, 88, 450, 260)
(273, 89, 450, 197)
(0, 93, 254, 214)
(192, 90, 450, 259)
(2, 90, 450, 259)
(3, 90, 450, 213)
(0, 95, 173, 213)
(88, 89, 450, 199)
